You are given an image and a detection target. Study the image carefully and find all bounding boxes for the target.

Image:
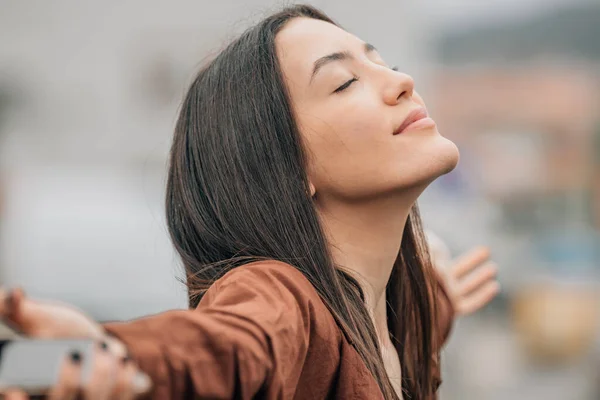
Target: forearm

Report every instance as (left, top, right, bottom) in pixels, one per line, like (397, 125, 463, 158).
(103, 309, 273, 399)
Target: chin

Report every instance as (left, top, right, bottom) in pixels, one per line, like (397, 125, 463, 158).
(414, 136, 460, 186)
(381, 135, 461, 197)
(437, 137, 460, 174)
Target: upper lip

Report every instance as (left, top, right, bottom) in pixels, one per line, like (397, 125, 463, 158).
(393, 107, 429, 135)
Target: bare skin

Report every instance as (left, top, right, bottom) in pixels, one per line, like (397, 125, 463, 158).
(438, 246, 500, 317)
(0, 288, 150, 400)
(0, 17, 465, 400)
(276, 18, 459, 394)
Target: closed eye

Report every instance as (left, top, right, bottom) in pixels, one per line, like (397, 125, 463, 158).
(334, 77, 358, 93)
(333, 66, 398, 94)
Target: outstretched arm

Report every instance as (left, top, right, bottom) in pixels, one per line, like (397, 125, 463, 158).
(1, 262, 316, 400)
(104, 263, 314, 399)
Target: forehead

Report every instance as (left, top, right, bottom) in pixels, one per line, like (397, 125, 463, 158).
(276, 18, 360, 77)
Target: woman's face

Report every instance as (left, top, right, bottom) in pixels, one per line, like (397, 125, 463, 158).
(276, 18, 459, 202)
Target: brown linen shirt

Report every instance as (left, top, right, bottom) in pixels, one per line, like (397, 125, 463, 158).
(104, 260, 454, 399)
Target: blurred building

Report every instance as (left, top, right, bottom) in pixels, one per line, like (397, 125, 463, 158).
(433, 66, 599, 224)
(0, 0, 428, 319)
(426, 3, 600, 399)
(428, 1, 600, 275)
(0, 1, 599, 399)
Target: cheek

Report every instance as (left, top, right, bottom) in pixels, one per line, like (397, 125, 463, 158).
(313, 96, 385, 149)
(413, 91, 426, 107)
(299, 105, 391, 196)
(299, 99, 385, 160)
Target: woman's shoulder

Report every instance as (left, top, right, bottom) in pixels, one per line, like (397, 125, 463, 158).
(214, 260, 319, 296)
(201, 260, 341, 338)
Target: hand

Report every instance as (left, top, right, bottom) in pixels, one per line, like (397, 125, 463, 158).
(0, 288, 104, 341)
(3, 389, 27, 400)
(0, 288, 151, 398)
(2, 346, 151, 400)
(441, 247, 500, 316)
(0, 287, 130, 356)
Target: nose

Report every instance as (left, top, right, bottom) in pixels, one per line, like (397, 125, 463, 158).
(383, 71, 414, 106)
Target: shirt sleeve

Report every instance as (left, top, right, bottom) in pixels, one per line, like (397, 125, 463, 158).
(102, 262, 316, 399)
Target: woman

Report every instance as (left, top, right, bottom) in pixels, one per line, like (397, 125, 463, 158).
(1, 4, 498, 399)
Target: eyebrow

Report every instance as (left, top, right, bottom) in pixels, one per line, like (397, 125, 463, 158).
(309, 42, 377, 84)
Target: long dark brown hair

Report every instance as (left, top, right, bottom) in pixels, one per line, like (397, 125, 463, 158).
(166, 4, 438, 399)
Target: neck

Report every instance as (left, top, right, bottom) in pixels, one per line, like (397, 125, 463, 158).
(316, 192, 415, 344)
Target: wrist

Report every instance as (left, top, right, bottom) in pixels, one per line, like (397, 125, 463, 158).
(89, 322, 128, 358)
(101, 332, 128, 358)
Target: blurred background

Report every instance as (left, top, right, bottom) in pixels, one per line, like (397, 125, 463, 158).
(0, 0, 599, 399)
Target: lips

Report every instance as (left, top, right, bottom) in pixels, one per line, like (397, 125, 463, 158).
(393, 107, 429, 135)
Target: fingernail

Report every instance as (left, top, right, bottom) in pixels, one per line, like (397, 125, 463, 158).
(69, 350, 82, 364)
(133, 371, 151, 393)
(98, 340, 109, 351)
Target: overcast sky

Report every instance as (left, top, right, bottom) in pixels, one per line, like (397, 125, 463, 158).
(422, 0, 595, 31)
(1, 0, 595, 35)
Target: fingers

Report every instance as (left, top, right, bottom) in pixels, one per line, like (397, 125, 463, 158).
(103, 336, 128, 359)
(450, 246, 490, 279)
(113, 358, 137, 400)
(50, 341, 150, 400)
(0, 287, 26, 332)
(48, 351, 84, 400)
(457, 262, 498, 296)
(113, 358, 151, 400)
(457, 281, 500, 316)
(88, 343, 151, 400)
(450, 247, 499, 316)
(83, 342, 118, 400)
(3, 389, 29, 400)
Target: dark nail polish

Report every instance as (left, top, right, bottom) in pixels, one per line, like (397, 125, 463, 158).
(98, 340, 109, 351)
(69, 350, 82, 364)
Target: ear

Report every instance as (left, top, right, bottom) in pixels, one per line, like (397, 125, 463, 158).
(308, 181, 316, 198)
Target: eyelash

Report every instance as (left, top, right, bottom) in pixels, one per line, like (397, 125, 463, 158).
(333, 65, 400, 93)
